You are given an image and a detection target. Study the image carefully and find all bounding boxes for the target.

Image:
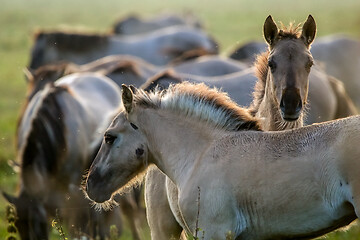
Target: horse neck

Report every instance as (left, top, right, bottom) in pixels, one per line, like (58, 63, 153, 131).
(256, 75, 304, 131)
(138, 108, 217, 187)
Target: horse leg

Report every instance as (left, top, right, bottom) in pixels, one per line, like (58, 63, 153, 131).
(145, 168, 183, 240)
(117, 192, 142, 240)
(177, 183, 243, 240)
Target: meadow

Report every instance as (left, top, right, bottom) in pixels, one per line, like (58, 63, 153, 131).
(1, 0, 360, 239)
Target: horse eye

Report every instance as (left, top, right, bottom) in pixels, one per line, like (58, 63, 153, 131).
(268, 59, 277, 72)
(104, 133, 116, 145)
(130, 123, 138, 130)
(306, 60, 313, 71)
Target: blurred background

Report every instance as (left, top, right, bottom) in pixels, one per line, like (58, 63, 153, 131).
(1, 0, 360, 239)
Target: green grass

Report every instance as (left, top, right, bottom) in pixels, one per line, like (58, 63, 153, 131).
(1, 0, 360, 239)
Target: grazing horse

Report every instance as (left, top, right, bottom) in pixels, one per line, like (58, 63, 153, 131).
(112, 13, 202, 35)
(3, 73, 125, 240)
(85, 82, 360, 239)
(29, 26, 218, 69)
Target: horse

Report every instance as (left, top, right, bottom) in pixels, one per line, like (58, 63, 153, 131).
(3, 73, 129, 240)
(24, 54, 248, 101)
(85, 82, 360, 239)
(141, 15, 357, 240)
(29, 26, 219, 69)
(112, 13, 202, 35)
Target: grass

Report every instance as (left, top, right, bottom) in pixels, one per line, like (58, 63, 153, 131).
(0, 0, 360, 239)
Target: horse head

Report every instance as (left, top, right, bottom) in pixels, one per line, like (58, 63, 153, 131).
(85, 85, 150, 209)
(263, 15, 316, 121)
(85, 85, 149, 209)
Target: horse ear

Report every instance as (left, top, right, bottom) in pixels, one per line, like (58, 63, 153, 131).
(129, 85, 137, 94)
(23, 67, 34, 83)
(301, 15, 316, 46)
(122, 84, 134, 113)
(263, 15, 279, 46)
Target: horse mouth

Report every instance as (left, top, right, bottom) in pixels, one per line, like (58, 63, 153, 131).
(281, 111, 301, 122)
(283, 116, 299, 122)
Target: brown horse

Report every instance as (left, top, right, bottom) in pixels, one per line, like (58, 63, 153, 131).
(29, 26, 218, 69)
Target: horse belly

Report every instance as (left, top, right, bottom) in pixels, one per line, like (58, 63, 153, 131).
(253, 202, 356, 240)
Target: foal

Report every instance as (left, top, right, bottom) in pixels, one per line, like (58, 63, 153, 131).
(85, 82, 360, 239)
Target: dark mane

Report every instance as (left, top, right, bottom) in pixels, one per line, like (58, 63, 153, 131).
(27, 62, 72, 101)
(105, 60, 141, 76)
(21, 84, 68, 176)
(140, 70, 183, 92)
(33, 30, 109, 52)
(249, 51, 269, 116)
(169, 48, 213, 65)
(135, 82, 262, 131)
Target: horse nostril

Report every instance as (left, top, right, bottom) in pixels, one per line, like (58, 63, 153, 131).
(280, 98, 285, 112)
(295, 100, 302, 113)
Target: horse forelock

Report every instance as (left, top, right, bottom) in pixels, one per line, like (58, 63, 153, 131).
(277, 22, 302, 40)
(134, 82, 262, 131)
(21, 85, 68, 177)
(36, 31, 109, 52)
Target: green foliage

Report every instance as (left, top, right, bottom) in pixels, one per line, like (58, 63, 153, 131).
(5, 205, 17, 240)
(1, 0, 360, 239)
(51, 210, 67, 240)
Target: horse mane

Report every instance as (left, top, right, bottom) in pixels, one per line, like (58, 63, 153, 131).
(141, 70, 183, 92)
(277, 22, 301, 39)
(248, 22, 302, 116)
(21, 84, 68, 175)
(248, 51, 269, 116)
(30, 62, 72, 83)
(33, 30, 109, 52)
(169, 48, 213, 65)
(104, 60, 141, 76)
(135, 82, 261, 131)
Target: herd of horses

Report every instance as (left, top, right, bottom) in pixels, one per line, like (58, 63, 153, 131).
(3, 12, 360, 240)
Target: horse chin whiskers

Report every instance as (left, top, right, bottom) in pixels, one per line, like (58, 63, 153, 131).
(90, 197, 119, 212)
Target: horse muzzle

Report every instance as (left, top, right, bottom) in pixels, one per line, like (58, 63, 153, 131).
(85, 169, 112, 203)
(279, 89, 303, 121)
